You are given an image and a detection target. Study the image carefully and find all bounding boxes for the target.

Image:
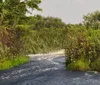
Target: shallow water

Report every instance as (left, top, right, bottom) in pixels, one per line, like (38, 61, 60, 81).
(0, 54, 100, 85)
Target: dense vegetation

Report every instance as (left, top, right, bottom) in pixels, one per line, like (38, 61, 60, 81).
(0, 1, 100, 72)
(0, 0, 42, 70)
(21, 16, 67, 54)
(0, 0, 68, 70)
(65, 11, 100, 72)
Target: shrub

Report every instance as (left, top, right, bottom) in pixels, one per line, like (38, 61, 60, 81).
(67, 59, 89, 71)
(65, 26, 100, 71)
(0, 27, 30, 70)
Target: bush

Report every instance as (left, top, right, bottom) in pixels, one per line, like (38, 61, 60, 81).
(67, 59, 89, 71)
(65, 26, 100, 71)
(0, 27, 30, 70)
(0, 42, 10, 59)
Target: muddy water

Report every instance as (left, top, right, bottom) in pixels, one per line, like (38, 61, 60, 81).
(0, 53, 100, 85)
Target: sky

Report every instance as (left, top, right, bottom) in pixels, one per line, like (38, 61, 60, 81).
(29, 0, 100, 24)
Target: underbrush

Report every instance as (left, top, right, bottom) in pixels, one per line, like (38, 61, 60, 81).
(90, 59, 100, 71)
(0, 55, 29, 70)
(0, 14, 68, 70)
(23, 28, 67, 54)
(0, 26, 67, 70)
(65, 26, 100, 72)
(67, 58, 89, 71)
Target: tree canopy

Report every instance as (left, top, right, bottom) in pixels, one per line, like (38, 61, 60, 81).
(83, 11, 100, 29)
(0, 0, 42, 26)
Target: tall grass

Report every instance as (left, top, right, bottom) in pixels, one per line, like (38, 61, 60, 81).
(23, 28, 67, 54)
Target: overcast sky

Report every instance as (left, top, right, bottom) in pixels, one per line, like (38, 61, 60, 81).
(31, 0, 100, 24)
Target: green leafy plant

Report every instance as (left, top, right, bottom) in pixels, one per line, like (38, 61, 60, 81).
(67, 59, 89, 71)
(65, 25, 100, 71)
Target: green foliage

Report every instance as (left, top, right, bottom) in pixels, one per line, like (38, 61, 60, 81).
(15, 15, 68, 54)
(0, 42, 10, 59)
(65, 11, 100, 72)
(10, 55, 29, 67)
(0, 0, 42, 70)
(83, 11, 100, 29)
(0, 28, 29, 70)
(67, 59, 89, 71)
(0, 0, 42, 26)
(90, 59, 100, 71)
(23, 28, 67, 54)
(0, 60, 12, 70)
(0, 55, 29, 70)
(65, 25, 100, 71)
(0, 15, 68, 70)
(33, 15, 67, 30)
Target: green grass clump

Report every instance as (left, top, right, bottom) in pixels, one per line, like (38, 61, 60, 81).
(0, 56, 29, 70)
(11, 55, 29, 67)
(0, 60, 13, 70)
(67, 59, 89, 71)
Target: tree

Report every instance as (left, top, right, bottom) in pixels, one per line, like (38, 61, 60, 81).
(33, 15, 67, 30)
(83, 11, 100, 29)
(0, 0, 42, 26)
(0, 0, 42, 55)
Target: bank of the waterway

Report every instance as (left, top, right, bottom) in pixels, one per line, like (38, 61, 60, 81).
(0, 50, 100, 85)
